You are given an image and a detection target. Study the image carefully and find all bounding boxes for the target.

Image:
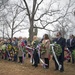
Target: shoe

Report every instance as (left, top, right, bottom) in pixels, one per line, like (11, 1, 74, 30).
(60, 70, 64, 72)
(68, 59, 71, 63)
(32, 64, 35, 66)
(35, 65, 38, 68)
(54, 69, 58, 71)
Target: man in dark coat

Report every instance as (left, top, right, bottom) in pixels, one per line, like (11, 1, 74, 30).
(67, 34, 75, 63)
(32, 38, 40, 67)
(53, 32, 66, 72)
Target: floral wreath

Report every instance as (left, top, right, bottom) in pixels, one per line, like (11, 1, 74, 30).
(64, 48, 71, 60)
(50, 43, 62, 56)
(40, 43, 46, 55)
(72, 49, 75, 60)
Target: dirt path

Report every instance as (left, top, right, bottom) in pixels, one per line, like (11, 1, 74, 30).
(0, 59, 75, 75)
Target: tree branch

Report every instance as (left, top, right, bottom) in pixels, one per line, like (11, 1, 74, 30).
(33, 26, 57, 32)
(34, 0, 43, 15)
(23, 0, 31, 20)
(32, 0, 37, 18)
(13, 15, 26, 30)
(13, 27, 29, 35)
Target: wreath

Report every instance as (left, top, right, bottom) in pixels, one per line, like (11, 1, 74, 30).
(1, 44, 6, 51)
(1, 44, 7, 54)
(40, 43, 46, 55)
(72, 49, 75, 60)
(50, 43, 62, 56)
(7, 44, 12, 51)
(64, 48, 71, 60)
(13, 46, 18, 55)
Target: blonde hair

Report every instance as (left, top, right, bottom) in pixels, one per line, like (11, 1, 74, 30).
(33, 36, 38, 41)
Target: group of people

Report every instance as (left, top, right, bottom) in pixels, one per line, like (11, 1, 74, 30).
(51, 32, 75, 72)
(0, 32, 75, 73)
(31, 32, 75, 73)
(0, 37, 27, 63)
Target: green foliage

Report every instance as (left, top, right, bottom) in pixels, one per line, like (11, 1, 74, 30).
(72, 50, 75, 59)
(1, 44, 6, 51)
(33, 40, 39, 48)
(50, 43, 62, 56)
(7, 44, 12, 50)
(40, 43, 46, 55)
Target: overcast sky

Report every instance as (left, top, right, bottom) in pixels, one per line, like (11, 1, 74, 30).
(1, 0, 74, 38)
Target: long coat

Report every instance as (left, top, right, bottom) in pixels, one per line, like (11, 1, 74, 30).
(18, 49, 23, 57)
(41, 39, 50, 58)
(53, 37, 66, 61)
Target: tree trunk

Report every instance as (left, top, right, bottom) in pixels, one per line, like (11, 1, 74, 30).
(29, 19, 34, 43)
(11, 29, 13, 39)
(33, 27, 38, 35)
(3, 24, 5, 39)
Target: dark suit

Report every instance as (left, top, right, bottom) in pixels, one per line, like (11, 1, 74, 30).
(53, 37, 66, 71)
(32, 41, 39, 67)
(67, 38, 75, 63)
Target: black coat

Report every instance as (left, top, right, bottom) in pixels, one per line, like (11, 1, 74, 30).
(67, 38, 75, 52)
(53, 37, 66, 61)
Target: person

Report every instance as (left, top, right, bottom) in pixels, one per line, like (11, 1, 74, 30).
(1, 40, 7, 60)
(18, 49, 23, 63)
(12, 38, 18, 62)
(31, 36, 39, 67)
(53, 32, 66, 72)
(22, 38, 27, 57)
(7, 38, 13, 61)
(66, 34, 75, 63)
(18, 37, 24, 63)
(23, 37, 27, 45)
(41, 34, 50, 69)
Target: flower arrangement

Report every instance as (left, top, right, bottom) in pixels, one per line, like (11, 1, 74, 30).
(72, 50, 75, 60)
(1, 44, 6, 51)
(7, 44, 12, 51)
(50, 43, 62, 56)
(40, 43, 46, 55)
(13, 46, 18, 55)
(64, 48, 71, 60)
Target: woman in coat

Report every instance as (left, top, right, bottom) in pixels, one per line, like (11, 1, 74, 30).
(41, 34, 50, 69)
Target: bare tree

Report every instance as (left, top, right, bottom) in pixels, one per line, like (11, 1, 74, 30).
(2, 5, 28, 38)
(51, 0, 75, 38)
(36, 0, 75, 38)
(0, 0, 9, 9)
(21, 0, 38, 42)
(21, 0, 74, 42)
(53, 19, 72, 37)
(21, 0, 58, 42)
